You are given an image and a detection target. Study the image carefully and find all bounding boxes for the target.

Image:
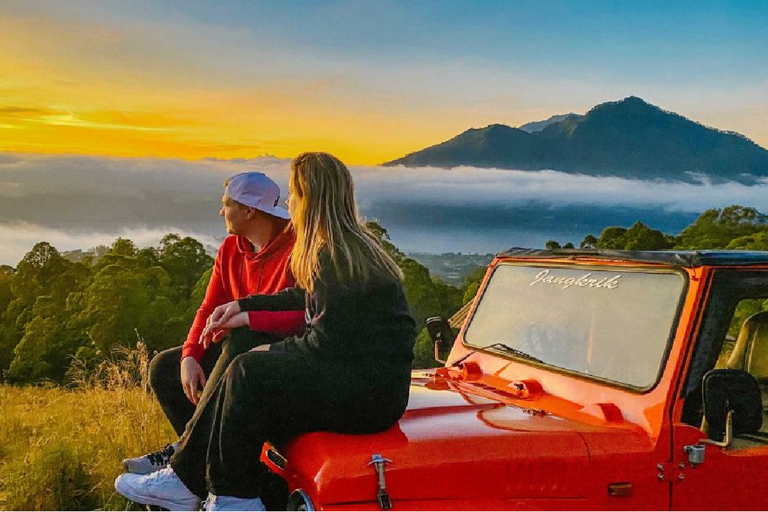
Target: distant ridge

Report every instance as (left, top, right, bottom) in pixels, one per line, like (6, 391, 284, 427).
(518, 113, 581, 133)
(384, 97, 768, 183)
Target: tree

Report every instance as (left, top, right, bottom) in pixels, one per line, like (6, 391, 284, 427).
(595, 222, 673, 250)
(461, 266, 487, 305)
(7, 302, 57, 381)
(79, 262, 177, 353)
(2, 235, 205, 383)
(623, 221, 674, 250)
(675, 205, 768, 249)
(727, 231, 768, 251)
(6, 295, 85, 382)
(580, 234, 598, 249)
(596, 227, 628, 249)
(398, 258, 463, 330)
(365, 221, 405, 263)
(1, 243, 91, 378)
(0, 268, 13, 316)
(5, 256, 91, 383)
(12, 242, 63, 300)
(157, 234, 213, 300)
(110, 238, 139, 257)
(545, 240, 561, 250)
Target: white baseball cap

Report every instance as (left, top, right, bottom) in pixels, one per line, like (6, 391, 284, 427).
(225, 172, 290, 219)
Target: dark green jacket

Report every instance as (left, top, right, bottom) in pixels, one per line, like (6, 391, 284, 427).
(238, 251, 415, 364)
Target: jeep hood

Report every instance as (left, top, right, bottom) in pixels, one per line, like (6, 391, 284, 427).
(279, 378, 592, 504)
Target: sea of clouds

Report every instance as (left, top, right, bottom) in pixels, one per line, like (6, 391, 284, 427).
(2, 152, 768, 265)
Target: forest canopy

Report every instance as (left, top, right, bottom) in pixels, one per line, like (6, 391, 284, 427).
(0, 223, 470, 384)
(3, 207, 768, 385)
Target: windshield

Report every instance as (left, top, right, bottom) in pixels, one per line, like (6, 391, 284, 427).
(463, 264, 685, 388)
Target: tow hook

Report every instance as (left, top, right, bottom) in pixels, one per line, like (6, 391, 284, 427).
(368, 454, 393, 510)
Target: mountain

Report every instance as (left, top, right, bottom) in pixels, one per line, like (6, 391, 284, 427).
(518, 113, 581, 133)
(381, 124, 546, 170)
(384, 97, 768, 183)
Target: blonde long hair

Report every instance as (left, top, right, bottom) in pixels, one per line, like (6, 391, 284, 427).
(289, 152, 402, 292)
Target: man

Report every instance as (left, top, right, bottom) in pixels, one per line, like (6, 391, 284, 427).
(122, 172, 304, 474)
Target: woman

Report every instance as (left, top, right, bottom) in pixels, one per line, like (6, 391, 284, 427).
(115, 152, 416, 511)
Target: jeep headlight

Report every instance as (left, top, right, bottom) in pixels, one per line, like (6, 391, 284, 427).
(287, 489, 315, 511)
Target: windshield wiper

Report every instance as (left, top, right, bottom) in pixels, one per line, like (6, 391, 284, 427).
(449, 342, 542, 367)
(487, 343, 543, 363)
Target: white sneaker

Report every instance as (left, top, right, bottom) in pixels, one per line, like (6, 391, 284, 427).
(123, 441, 180, 475)
(205, 493, 266, 511)
(114, 467, 200, 511)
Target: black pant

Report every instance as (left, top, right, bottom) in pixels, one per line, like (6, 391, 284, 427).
(149, 329, 277, 437)
(171, 350, 411, 499)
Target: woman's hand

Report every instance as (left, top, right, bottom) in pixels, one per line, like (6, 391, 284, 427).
(199, 312, 225, 349)
(198, 323, 229, 350)
(199, 311, 250, 348)
(199, 301, 245, 348)
(210, 300, 243, 326)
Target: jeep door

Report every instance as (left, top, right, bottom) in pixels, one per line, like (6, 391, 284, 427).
(672, 268, 768, 510)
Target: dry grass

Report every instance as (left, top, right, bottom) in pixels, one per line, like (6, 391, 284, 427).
(0, 343, 175, 510)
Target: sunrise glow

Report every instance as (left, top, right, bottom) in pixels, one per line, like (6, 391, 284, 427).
(1, 1, 767, 164)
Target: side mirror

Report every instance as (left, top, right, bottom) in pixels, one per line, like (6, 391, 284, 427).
(702, 369, 762, 445)
(426, 316, 455, 364)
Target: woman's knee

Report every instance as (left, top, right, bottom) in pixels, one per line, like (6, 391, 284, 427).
(223, 329, 277, 357)
(224, 352, 281, 394)
(224, 352, 252, 380)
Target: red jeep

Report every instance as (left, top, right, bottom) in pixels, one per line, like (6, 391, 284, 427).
(264, 249, 768, 510)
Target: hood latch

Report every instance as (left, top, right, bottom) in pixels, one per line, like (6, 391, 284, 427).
(368, 454, 392, 510)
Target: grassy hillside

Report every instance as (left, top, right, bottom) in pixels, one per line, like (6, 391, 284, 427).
(0, 345, 175, 510)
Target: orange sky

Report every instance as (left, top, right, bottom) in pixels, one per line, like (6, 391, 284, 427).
(1, 2, 767, 166)
(0, 59, 445, 165)
(0, 12, 475, 165)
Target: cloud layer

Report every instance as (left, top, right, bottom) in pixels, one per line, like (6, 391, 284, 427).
(0, 221, 221, 267)
(2, 152, 768, 264)
(6, 152, 768, 211)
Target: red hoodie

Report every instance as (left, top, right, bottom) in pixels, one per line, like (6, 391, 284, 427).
(181, 227, 304, 362)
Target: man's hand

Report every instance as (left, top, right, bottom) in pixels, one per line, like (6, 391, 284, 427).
(180, 356, 207, 405)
